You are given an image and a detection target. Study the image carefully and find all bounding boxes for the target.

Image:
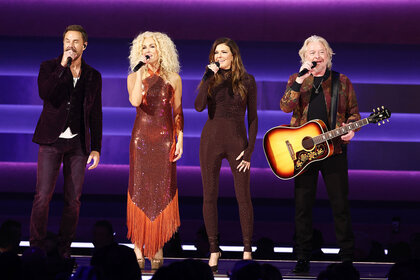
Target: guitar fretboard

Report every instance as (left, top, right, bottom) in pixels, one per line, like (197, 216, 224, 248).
(313, 118, 369, 144)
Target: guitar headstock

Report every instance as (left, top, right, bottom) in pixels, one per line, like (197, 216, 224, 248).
(368, 106, 391, 125)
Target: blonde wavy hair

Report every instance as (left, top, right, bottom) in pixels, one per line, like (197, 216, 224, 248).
(129, 31, 180, 77)
(298, 35, 335, 69)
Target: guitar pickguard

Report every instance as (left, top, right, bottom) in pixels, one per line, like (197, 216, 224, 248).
(294, 142, 329, 174)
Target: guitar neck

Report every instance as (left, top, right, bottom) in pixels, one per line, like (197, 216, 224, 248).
(313, 118, 369, 144)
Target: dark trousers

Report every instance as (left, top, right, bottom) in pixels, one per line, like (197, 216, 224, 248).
(30, 136, 88, 258)
(294, 152, 354, 262)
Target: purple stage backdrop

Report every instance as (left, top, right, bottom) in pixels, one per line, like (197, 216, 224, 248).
(1, 0, 419, 168)
(1, 0, 420, 44)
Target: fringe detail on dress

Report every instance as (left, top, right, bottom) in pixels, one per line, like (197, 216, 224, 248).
(127, 190, 180, 259)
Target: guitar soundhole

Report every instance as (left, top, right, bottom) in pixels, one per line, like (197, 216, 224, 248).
(302, 137, 314, 150)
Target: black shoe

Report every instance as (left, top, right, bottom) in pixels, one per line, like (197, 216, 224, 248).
(210, 264, 218, 273)
(209, 252, 221, 273)
(292, 259, 310, 273)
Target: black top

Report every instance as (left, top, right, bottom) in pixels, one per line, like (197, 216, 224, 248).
(63, 78, 84, 135)
(307, 69, 330, 129)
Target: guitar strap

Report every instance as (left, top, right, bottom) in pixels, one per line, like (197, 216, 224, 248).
(330, 70, 340, 129)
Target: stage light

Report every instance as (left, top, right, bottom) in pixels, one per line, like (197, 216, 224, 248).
(19, 241, 389, 255)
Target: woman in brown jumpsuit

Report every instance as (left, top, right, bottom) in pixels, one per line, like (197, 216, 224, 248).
(195, 38, 258, 271)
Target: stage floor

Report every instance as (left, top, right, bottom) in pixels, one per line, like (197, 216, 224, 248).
(73, 255, 393, 280)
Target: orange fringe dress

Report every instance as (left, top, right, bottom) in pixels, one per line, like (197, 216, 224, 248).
(127, 71, 183, 259)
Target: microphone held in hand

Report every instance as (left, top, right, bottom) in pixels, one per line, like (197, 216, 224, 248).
(202, 62, 220, 81)
(133, 55, 150, 72)
(298, 61, 317, 77)
(66, 57, 72, 67)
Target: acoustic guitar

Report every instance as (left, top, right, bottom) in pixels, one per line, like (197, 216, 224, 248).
(263, 106, 391, 180)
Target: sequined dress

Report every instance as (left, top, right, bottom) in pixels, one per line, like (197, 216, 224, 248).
(127, 72, 183, 259)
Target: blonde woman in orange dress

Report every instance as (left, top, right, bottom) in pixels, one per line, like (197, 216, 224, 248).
(126, 31, 183, 270)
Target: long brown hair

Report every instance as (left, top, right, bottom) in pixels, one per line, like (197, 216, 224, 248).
(200, 38, 247, 100)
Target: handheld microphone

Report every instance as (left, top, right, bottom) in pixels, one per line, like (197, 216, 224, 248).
(66, 57, 72, 67)
(298, 61, 317, 77)
(202, 62, 220, 81)
(133, 55, 150, 72)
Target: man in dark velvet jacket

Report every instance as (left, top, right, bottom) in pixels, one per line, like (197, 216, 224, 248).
(30, 25, 102, 259)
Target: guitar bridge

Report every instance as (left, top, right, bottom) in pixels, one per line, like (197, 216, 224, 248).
(286, 140, 296, 161)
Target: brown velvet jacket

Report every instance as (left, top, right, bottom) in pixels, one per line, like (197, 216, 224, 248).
(32, 55, 102, 154)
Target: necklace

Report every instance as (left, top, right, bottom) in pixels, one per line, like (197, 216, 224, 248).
(313, 78, 323, 94)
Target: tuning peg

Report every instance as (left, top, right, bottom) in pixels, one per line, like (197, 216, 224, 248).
(387, 119, 390, 122)
(373, 108, 376, 112)
(381, 105, 384, 109)
(378, 123, 381, 126)
(382, 121, 385, 124)
(377, 107, 380, 111)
